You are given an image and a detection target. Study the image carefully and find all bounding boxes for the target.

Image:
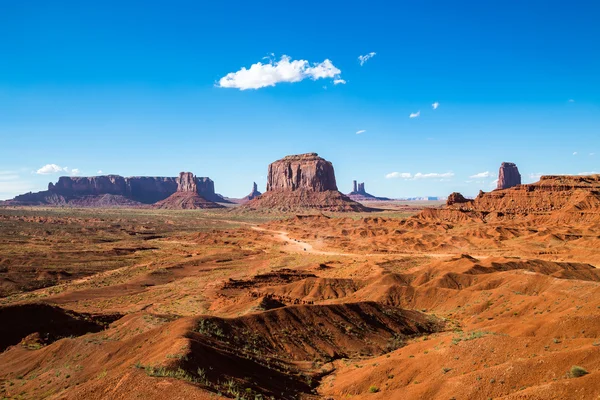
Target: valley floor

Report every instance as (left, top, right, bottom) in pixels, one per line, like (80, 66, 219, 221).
(0, 206, 599, 399)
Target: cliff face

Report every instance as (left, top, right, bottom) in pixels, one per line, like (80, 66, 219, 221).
(8, 173, 223, 207)
(497, 162, 521, 190)
(245, 153, 370, 212)
(441, 174, 600, 223)
(266, 153, 337, 192)
(48, 175, 177, 204)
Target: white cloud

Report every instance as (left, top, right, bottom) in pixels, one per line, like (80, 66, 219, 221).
(386, 172, 412, 179)
(573, 151, 578, 156)
(97, 170, 103, 174)
(409, 111, 420, 118)
(217, 55, 343, 90)
(333, 79, 346, 85)
(36, 164, 66, 175)
(413, 172, 454, 179)
(491, 179, 499, 187)
(578, 171, 599, 175)
(432, 102, 440, 110)
(568, 99, 575, 103)
(356, 130, 366, 135)
(36, 164, 80, 176)
(469, 171, 492, 179)
(358, 52, 376, 66)
(528, 173, 543, 180)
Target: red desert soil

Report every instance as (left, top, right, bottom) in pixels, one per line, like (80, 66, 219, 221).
(0, 178, 599, 400)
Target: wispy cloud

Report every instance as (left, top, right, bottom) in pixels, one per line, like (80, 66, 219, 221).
(386, 172, 412, 179)
(469, 171, 492, 179)
(590, 153, 595, 156)
(568, 99, 575, 103)
(356, 130, 366, 135)
(97, 170, 103, 174)
(528, 172, 543, 180)
(36, 164, 80, 176)
(333, 78, 346, 85)
(358, 52, 376, 66)
(217, 55, 343, 90)
(573, 151, 578, 156)
(578, 171, 599, 175)
(413, 172, 454, 179)
(0, 171, 36, 200)
(432, 102, 440, 110)
(385, 171, 454, 180)
(409, 111, 420, 119)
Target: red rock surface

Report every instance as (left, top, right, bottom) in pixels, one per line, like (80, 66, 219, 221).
(497, 162, 521, 189)
(267, 153, 337, 192)
(446, 192, 472, 206)
(152, 172, 224, 209)
(245, 153, 370, 212)
(440, 174, 600, 223)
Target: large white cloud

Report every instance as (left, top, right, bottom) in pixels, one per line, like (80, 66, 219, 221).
(217, 55, 343, 90)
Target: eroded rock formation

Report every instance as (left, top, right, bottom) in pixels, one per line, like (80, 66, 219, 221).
(7, 173, 227, 207)
(446, 192, 472, 206)
(436, 174, 600, 224)
(245, 153, 370, 212)
(497, 162, 521, 190)
(347, 181, 391, 202)
(267, 153, 337, 192)
(152, 172, 223, 209)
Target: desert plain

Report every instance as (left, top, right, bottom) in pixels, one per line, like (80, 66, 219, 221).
(1, 172, 600, 400)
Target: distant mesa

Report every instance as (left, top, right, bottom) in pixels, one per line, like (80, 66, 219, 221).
(244, 153, 370, 212)
(4, 172, 230, 208)
(497, 162, 521, 190)
(153, 172, 224, 209)
(347, 180, 391, 202)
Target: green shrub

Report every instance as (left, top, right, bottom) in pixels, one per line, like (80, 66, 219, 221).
(569, 366, 589, 378)
(369, 385, 380, 393)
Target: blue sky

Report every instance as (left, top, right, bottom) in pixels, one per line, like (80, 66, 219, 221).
(1, 0, 599, 199)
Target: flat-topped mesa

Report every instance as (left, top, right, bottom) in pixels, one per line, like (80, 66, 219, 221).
(497, 162, 521, 190)
(9, 172, 227, 207)
(267, 153, 338, 192)
(244, 153, 370, 212)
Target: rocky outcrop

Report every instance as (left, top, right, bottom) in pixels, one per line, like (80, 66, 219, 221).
(347, 181, 391, 202)
(6, 173, 228, 207)
(244, 182, 262, 201)
(152, 172, 224, 209)
(267, 153, 337, 192)
(244, 153, 371, 212)
(439, 174, 600, 223)
(446, 192, 472, 206)
(497, 162, 521, 190)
